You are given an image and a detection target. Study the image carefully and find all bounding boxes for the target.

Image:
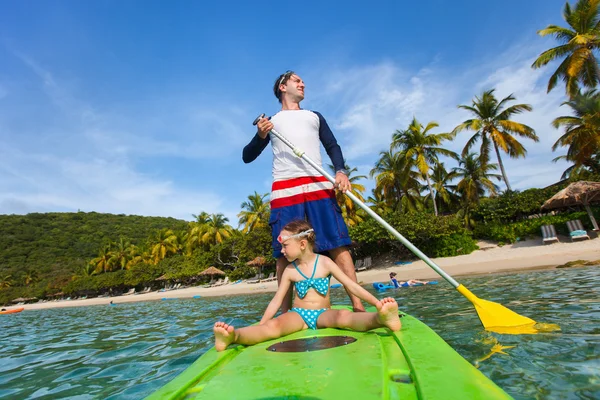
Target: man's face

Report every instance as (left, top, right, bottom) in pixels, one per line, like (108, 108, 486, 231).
(281, 74, 305, 101)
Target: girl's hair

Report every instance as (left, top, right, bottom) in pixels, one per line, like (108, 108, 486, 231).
(281, 219, 316, 247)
(389, 272, 397, 277)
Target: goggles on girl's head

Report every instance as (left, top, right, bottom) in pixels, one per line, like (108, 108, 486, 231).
(277, 229, 314, 244)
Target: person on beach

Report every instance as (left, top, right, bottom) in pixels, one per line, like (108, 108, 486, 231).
(389, 272, 430, 288)
(213, 220, 401, 352)
(243, 70, 365, 312)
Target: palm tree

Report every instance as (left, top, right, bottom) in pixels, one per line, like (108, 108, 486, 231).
(532, 0, 600, 97)
(71, 264, 96, 280)
(150, 229, 178, 264)
(187, 211, 211, 253)
(0, 274, 13, 289)
(202, 214, 234, 246)
(91, 244, 113, 274)
(370, 150, 422, 212)
(453, 153, 502, 205)
(454, 89, 538, 191)
(109, 238, 134, 270)
(367, 188, 391, 215)
(23, 270, 39, 286)
(126, 245, 153, 269)
(392, 117, 457, 215)
(328, 164, 367, 226)
(429, 162, 459, 214)
(552, 89, 600, 177)
(238, 191, 270, 233)
(173, 230, 188, 254)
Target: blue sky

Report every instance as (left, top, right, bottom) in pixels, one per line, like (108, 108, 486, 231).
(0, 0, 571, 224)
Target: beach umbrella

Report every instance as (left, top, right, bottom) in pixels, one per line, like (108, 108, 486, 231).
(542, 181, 600, 231)
(246, 256, 267, 267)
(246, 256, 270, 276)
(11, 297, 36, 303)
(199, 266, 226, 276)
(155, 274, 169, 281)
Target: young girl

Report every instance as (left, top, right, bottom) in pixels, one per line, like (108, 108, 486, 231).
(213, 220, 401, 352)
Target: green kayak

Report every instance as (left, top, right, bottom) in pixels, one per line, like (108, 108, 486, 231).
(147, 306, 511, 399)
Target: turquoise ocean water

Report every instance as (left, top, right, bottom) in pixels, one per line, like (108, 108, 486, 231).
(1, 267, 599, 399)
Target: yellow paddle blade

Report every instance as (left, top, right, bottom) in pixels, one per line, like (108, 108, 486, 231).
(456, 285, 560, 335)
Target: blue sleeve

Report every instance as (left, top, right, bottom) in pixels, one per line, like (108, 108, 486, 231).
(242, 133, 270, 163)
(313, 111, 345, 172)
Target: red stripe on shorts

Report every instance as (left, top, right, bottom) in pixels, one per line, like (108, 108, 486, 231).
(272, 175, 329, 191)
(270, 189, 335, 209)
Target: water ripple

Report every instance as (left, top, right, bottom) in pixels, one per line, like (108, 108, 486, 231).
(0, 267, 599, 399)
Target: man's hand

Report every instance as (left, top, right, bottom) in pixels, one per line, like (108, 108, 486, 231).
(256, 117, 273, 139)
(335, 171, 351, 193)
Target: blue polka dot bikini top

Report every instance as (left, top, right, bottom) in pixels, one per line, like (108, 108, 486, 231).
(293, 255, 331, 299)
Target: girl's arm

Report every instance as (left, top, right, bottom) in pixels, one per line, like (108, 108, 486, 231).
(259, 269, 293, 324)
(325, 258, 380, 306)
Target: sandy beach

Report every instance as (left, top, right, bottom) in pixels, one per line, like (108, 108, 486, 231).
(9, 235, 600, 312)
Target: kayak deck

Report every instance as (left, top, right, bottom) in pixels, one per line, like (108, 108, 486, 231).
(147, 307, 511, 400)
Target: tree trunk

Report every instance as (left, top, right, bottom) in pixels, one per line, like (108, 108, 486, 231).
(426, 175, 438, 216)
(494, 143, 512, 192)
(584, 204, 599, 231)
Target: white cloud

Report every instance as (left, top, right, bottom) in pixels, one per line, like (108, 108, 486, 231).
(0, 144, 229, 220)
(307, 42, 572, 191)
(0, 53, 246, 221)
(0, 39, 577, 222)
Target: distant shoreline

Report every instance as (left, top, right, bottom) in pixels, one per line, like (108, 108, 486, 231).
(10, 236, 600, 312)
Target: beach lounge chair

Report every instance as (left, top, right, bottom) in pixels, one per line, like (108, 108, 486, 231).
(541, 225, 559, 245)
(357, 257, 372, 272)
(246, 274, 260, 284)
(261, 272, 276, 282)
(210, 278, 224, 287)
(566, 219, 591, 241)
(159, 284, 172, 292)
(122, 288, 136, 296)
(355, 259, 365, 272)
(212, 277, 229, 287)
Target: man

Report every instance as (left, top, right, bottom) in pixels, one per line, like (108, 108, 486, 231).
(243, 70, 365, 312)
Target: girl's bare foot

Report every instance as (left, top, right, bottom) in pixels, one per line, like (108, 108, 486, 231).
(376, 297, 402, 332)
(214, 321, 235, 352)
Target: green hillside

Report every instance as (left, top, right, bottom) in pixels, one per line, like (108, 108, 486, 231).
(0, 212, 189, 287)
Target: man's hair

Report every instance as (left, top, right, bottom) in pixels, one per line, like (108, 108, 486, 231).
(273, 70, 295, 103)
(281, 219, 316, 246)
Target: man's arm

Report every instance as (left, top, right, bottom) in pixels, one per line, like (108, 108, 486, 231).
(314, 111, 351, 192)
(242, 133, 270, 163)
(314, 111, 345, 172)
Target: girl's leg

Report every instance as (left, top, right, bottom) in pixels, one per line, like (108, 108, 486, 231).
(317, 297, 401, 332)
(214, 311, 306, 351)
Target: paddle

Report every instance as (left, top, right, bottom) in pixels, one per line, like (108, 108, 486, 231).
(253, 114, 550, 334)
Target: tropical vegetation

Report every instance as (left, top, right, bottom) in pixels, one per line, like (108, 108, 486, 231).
(2, 1, 600, 306)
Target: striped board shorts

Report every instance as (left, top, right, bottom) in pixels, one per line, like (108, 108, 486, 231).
(269, 176, 351, 258)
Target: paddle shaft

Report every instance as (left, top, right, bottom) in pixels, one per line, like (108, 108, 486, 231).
(255, 115, 460, 288)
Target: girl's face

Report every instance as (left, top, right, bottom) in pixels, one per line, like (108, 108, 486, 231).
(279, 230, 306, 261)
